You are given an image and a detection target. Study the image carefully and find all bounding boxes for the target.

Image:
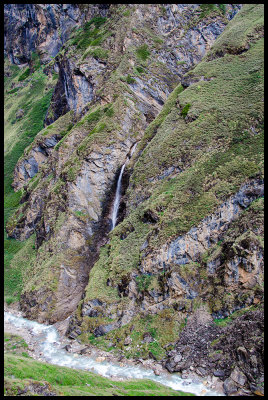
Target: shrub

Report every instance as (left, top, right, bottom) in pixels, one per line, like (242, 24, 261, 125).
(181, 103, 191, 118)
(135, 66, 144, 74)
(126, 74, 136, 84)
(136, 44, 150, 61)
(18, 68, 30, 81)
(5, 296, 17, 305)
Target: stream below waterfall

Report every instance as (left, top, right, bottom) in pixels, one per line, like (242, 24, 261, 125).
(4, 310, 223, 396)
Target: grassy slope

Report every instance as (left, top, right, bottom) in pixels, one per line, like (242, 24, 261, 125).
(4, 58, 56, 302)
(78, 4, 264, 354)
(4, 333, 193, 396)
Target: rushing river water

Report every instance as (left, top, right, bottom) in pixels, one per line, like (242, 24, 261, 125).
(4, 311, 223, 396)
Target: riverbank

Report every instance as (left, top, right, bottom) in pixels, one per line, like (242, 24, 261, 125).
(4, 304, 223, 396)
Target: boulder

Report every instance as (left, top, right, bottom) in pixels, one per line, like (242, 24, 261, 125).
(230, 367, 247, 387)
(223, 378, 238, 395)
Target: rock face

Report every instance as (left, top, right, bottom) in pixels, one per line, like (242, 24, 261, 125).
(4, 4, 110, 65)
(4, 4, 263, 396)
(5, 3, 244, 321)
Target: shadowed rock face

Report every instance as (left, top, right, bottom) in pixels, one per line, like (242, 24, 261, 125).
(4, 4, 111, 65)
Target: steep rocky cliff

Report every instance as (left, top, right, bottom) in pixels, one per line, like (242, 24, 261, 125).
(5, 4, 263, 396)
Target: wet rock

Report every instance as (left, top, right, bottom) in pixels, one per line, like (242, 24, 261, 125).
(80, 347, 90, 355)
(213, 369, 225, 378)
(15, 109, 24, 119)
(63, 344, 71, 352)
(94, 324, 115, 337)
(223, 378, 238, 395)
(196, 367, 207, 377)
(230, 367, 247, 387)
(96, 356, 106, 362)
(174, 353, 182, 363)
(236, 346, 249, 363)
(152, 364, 163, 376)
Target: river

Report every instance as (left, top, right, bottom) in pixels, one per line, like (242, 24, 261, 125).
(4, 310, 224, 396)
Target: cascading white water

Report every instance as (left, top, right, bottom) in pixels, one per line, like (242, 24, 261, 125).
(111, 142, 138, 231)
(111, 163, 126, 230)
(4, 311, 223, 396)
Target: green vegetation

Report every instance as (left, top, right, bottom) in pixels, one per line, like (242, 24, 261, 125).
(126, 74, 136, 84)
(79, 309, 186, 361)
(4, 353, 194, 396)
(18, 67, 30, 81)
(31, 51, 41, 71)
(82, 47, 109, 60)
(198, 4, 225, 19)
(78, 4, 263, 353)
(71, 16, 107, 50)
(135, 66, 145, 74)
(135, 274, 152, 292)
(4, 333, 29, 357)
(180, 103, 191, 118)
(208, 4, 264, 58)
(136, 44, 150, 61)
(4, 57, 55, 301)
(213, 305, 259, 327)
(4, 234, 37, 302)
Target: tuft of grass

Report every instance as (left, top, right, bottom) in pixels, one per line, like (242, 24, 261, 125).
(18, 68, 30, 82)
(180, 103, 191, 118)
(126, 74, 136, 84)
(136, 44, 150, 61)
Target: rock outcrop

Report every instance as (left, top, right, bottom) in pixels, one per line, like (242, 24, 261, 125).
(4, 4, 263, 396)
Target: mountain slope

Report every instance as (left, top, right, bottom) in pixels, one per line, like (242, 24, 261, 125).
(4, 4, 263, 396)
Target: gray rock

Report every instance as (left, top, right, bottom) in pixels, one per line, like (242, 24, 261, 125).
(174, 353, 182, 363)
(213, 369, 225, 378)
(223, 378, 238, 395)
(230, 367, 247, 387)
(124, 336, 132, 346)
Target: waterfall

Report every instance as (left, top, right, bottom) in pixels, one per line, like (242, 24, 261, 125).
(111, 142, 138, 230)
(111, 163, 126, 230)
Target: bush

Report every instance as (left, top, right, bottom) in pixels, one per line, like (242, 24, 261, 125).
(136, 44, 150, 61)
(5, 296, 17, 305)
(126, 74, 136, 84)
(18, 68, 30, 81)
(135, 66, 144, 74)
(181, 103, 191, 118)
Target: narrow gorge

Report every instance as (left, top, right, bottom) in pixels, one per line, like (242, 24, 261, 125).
(4, 4, 264, 397)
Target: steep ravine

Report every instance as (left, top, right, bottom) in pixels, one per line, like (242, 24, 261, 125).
(4, 4, 263, 397)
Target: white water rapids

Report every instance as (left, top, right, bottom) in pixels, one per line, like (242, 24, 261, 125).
(4, 311, 223, 396)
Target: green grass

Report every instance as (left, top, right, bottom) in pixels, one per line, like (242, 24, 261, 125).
(18, 67, 30, 81)
(71, 16, 107, 50)
(136, 44, 150, 61)
(126, 74, 136, 84)
(180, 103, 191, 118)
(4, 234, 37, 301)
(78, 4, 264, 354)
(4, 57, 56, 301)
(4, 354, 194, 396)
